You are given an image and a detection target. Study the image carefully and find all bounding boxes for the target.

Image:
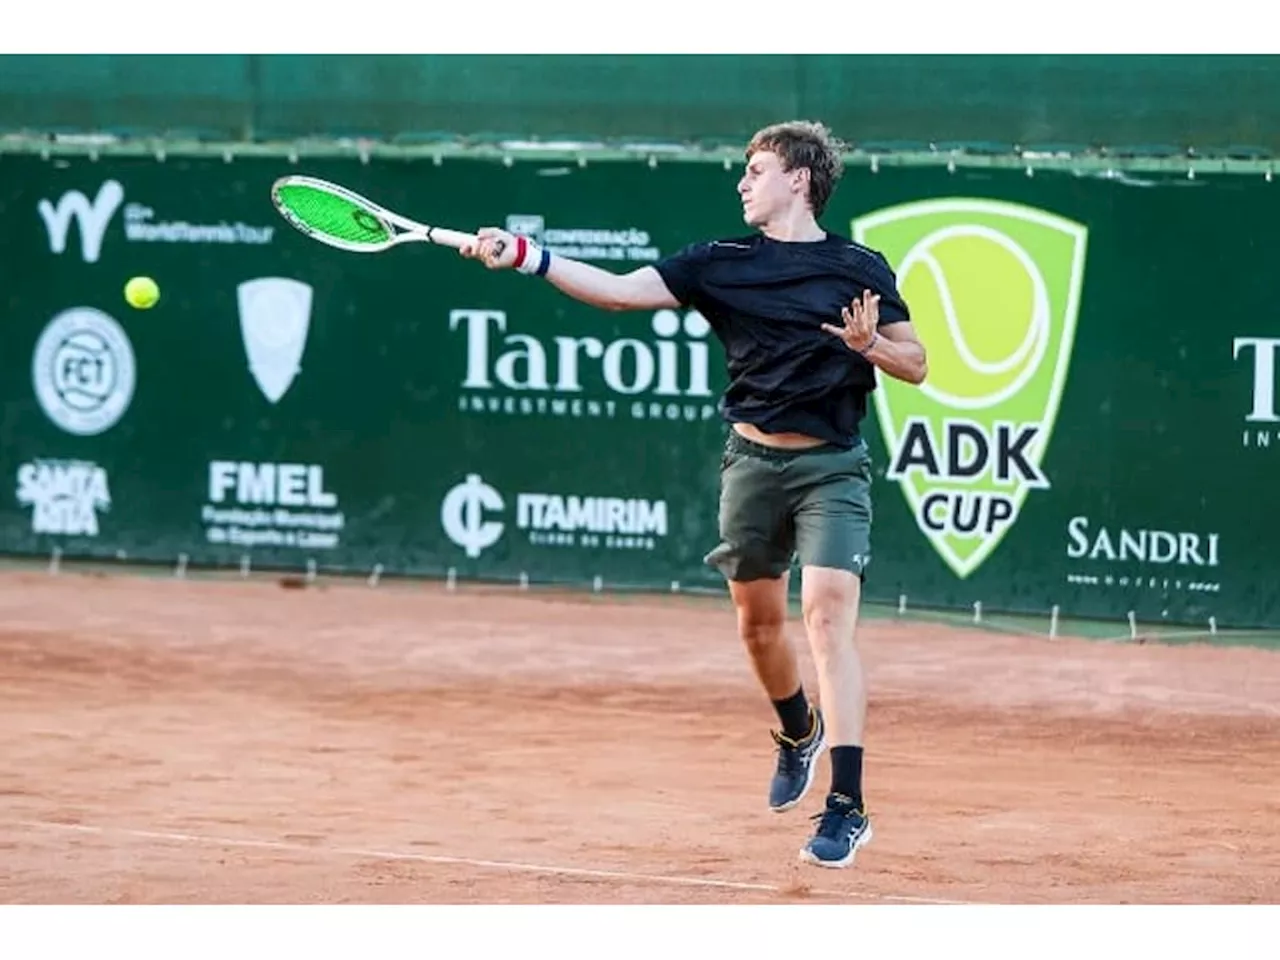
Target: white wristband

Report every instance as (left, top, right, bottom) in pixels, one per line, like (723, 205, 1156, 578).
(514, 235, 551, 276)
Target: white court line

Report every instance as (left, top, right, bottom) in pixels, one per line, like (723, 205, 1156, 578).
(8, 819, 970, 906)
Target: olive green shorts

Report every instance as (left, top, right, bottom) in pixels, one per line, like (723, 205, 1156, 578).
(704, 430, 874, 582)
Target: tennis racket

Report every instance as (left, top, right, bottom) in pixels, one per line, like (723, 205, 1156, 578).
(270, 175, 502, 256)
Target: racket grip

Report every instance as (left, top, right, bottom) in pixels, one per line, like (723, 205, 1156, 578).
(428, 226, 479, 250)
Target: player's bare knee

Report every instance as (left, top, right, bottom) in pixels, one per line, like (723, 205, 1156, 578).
(801, 572, 860, 659)
(729, 574, 789, 655)
(737, 610, 786, 657)
(801, 598, 840, 653)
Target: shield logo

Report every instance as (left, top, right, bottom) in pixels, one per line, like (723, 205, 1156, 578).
(852, 198, 1088, 579)
(237, 277, 314, 404)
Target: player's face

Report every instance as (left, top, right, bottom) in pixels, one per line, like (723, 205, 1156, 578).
(738, 150, 807, 227)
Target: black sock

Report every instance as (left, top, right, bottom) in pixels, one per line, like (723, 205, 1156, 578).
(771, 688, 813, 742)
(830, 745, 864, 809)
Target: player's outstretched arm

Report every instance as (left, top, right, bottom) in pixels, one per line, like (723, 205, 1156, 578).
(459, 227, 680, 311)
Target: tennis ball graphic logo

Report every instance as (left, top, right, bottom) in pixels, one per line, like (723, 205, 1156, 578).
(900, 226, 1048, 409)
(852, 199, 1088, 579)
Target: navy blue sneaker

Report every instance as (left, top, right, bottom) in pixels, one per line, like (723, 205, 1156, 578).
(799, 792, 873, 868)
(768, 707, 826, 812)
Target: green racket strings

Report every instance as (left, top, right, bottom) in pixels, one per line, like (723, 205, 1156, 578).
(276, 183, 391, 246)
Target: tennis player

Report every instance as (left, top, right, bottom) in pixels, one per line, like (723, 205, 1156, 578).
(459, 120, 927, 868)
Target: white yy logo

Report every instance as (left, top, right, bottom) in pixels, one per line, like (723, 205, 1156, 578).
(441, 474, 505, 558)
(38, 180, 125, 264)
(237, 278, 315, 404)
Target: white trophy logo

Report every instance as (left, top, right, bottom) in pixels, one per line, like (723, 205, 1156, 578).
(237, 277, 314, 404)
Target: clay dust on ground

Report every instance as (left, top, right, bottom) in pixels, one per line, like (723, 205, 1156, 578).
(1, 571, 1277, 904)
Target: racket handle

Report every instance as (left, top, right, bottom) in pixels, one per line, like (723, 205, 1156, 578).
(427, 226, 478, 250)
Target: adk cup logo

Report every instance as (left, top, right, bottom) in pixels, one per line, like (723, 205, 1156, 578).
(852, 198, 1088, 578)
(32, 307, 137, 436)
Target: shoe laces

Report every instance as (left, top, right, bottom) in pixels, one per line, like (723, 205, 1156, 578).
(771, 729, 807, 776)
(810, 795, 862, 840)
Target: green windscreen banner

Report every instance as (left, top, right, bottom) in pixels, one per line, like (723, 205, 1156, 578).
(6, 54, 1280, 152)
(1, 153, 1277, 628)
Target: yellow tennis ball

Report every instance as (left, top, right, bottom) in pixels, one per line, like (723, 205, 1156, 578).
(124, 276, 160, 310)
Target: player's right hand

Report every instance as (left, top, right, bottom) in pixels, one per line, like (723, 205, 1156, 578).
(459, 227, 515, 270)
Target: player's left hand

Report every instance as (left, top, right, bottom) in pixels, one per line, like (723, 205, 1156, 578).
(822, 289, 879, 353)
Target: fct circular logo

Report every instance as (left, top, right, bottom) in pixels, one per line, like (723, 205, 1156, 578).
(32, 307, 136, 436)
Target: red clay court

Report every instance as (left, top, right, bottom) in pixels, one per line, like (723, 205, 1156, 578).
(1, 568, 1277, 904)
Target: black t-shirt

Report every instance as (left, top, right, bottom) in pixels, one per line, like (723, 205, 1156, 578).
(653, 230, 910, 448)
